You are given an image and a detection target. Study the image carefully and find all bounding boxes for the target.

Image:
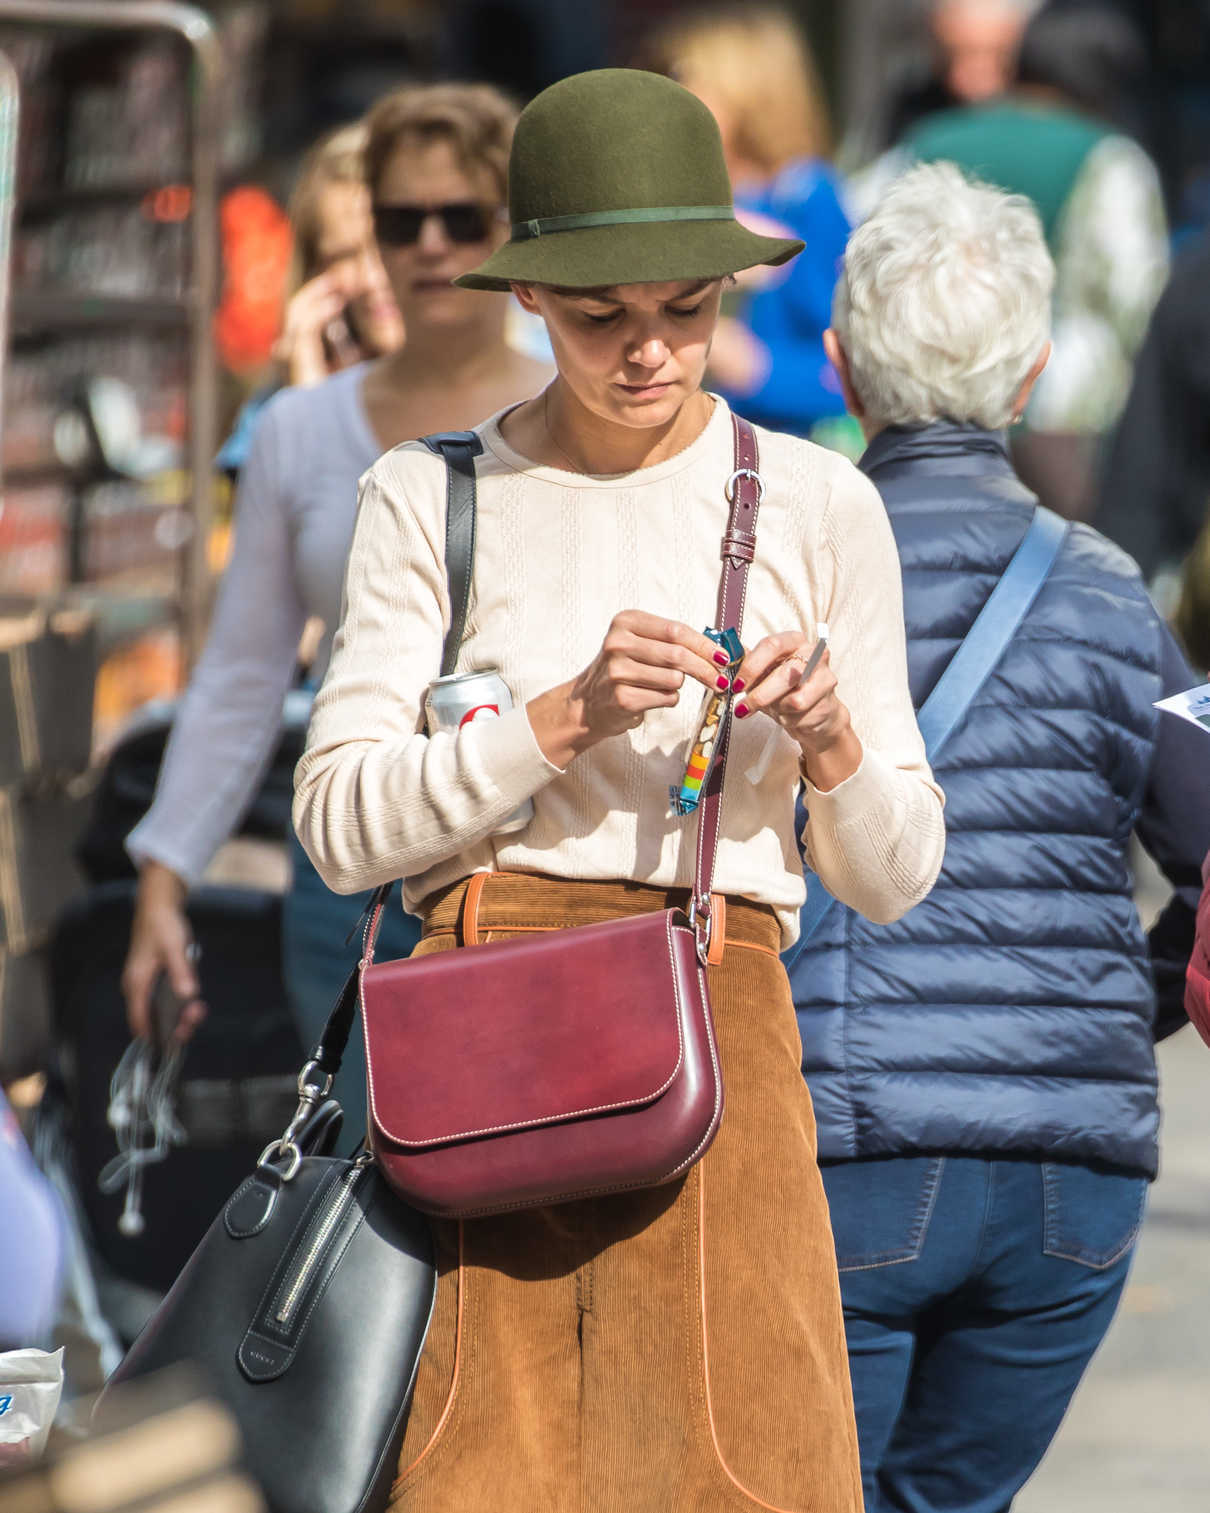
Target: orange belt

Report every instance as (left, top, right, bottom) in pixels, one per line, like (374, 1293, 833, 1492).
(423, 873, 781, 965)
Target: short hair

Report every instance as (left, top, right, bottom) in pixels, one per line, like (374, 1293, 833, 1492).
(832, 161, 1054, 431)
(636, 3, 832, 171)
(289, 122, 368, 285)
(363, 82, 518, 206)
(1016, 3, 1146, 121)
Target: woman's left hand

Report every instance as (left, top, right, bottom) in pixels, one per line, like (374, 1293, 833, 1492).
(732, 631, 863, 790)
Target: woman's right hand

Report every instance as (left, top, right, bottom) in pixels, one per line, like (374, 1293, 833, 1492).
(272, 268, 358, 388)
(528, 610, 727, 768)
(122, 861, 206, 1044)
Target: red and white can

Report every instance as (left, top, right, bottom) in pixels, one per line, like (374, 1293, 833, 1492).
(425, 669, 535, 834)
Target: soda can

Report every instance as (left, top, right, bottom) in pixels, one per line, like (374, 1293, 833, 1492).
(425, 669, 535, 834)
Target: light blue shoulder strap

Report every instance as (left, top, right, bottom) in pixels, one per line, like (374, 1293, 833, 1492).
(913, 507, 1067, 753)
(786, 506, 1069, 966)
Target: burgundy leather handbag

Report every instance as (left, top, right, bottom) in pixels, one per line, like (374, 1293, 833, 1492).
(358, 415, 763, 1219)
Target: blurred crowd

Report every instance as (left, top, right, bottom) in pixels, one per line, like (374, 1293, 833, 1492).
(202, 0, 1210, 648)
(4, 0, 1210, 1507)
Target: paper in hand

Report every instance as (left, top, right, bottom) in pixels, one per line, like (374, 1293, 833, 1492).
(1153, 683, 1210, 735)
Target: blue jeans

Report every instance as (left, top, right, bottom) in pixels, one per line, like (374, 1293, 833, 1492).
(281, 831, 421, 1142)
(820, 1155, 1146, 1513)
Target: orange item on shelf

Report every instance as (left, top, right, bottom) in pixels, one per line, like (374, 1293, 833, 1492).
(213, 186, 293, 374)
(92, 627, 183, 756)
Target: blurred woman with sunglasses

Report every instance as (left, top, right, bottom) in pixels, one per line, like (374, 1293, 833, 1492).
(123, 84, 551, 1132)
(216, 120, 406, 479)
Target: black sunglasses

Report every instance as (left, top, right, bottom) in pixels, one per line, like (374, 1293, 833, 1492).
(372, 201, 497, 247)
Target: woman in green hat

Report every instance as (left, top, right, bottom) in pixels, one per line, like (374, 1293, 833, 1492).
(295, 68, 944, 1512)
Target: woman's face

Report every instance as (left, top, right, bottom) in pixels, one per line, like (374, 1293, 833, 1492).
(513, 279, 723, 431)
(312, 180, 405, 357)
(372, 137, 507, 328)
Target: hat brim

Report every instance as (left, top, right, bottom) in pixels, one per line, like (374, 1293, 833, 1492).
(453, 219, 802, 292)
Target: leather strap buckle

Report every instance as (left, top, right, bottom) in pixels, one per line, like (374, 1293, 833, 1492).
(724, 466, 765, 504)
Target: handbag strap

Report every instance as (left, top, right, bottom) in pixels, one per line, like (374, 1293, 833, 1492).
(350, 429, 483, 942)
(303, 430, 482, 1091)
(421, 430, 485, 678)
(307, 411, 761, 1082)
(691, 413, 761, 957)
(784, 503, 1069, 967)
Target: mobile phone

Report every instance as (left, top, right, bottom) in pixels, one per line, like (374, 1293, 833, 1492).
(796, 626, 829, 687)
(744, 623, 830, 784)
(149, 945, 201, 1049)
(322, 310, 360, 369)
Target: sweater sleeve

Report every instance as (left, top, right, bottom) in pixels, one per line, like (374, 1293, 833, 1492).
(126, 399, 308, 884)
(799, 464, 946, 923)
(292, 453, 562, 894)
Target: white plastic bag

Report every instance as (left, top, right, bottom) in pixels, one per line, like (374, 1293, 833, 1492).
(0, 1346, 64, 1468)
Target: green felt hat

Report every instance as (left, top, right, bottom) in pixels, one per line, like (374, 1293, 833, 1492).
(455, 69, 803, 292)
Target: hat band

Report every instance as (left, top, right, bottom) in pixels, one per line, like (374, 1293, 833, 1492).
(510, 205, 735, 241)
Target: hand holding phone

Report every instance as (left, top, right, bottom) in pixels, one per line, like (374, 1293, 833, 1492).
(273, 269, 358, 387)
(149, 944, 205, 1050)
(123, 863, 206, 1043)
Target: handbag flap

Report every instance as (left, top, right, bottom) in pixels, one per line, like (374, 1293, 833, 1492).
(362, 908, 693, 1148)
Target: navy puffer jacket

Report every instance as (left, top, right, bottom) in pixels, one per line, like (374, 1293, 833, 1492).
(794, 423, 1182, 1177)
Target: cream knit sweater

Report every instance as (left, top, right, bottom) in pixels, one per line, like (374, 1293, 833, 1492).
(294, 398, 945, 945)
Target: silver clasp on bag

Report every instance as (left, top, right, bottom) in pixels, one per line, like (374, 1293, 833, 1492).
(257, 1059, 334, 1182)
(692, 894, 714, 967)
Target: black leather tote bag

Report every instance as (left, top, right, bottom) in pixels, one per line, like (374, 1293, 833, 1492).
(100, 981, 436, 1513)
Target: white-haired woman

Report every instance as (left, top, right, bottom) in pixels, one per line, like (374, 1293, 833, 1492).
(795, 160, 1210, 1511)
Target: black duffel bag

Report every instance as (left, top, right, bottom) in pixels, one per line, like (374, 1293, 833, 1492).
(100, 977, 436, 1513)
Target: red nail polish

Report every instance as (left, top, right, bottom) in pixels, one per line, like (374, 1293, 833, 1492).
(734, 702, 750, 719)
(732, 677, 745, 694)
(716, 675, 731, 691)
(713, 651, 729, 666)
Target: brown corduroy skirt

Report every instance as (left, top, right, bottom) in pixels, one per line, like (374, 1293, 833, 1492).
(387, 874, 862, 1513)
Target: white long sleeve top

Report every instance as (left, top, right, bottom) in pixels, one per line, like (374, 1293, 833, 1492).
(294, 397, 946, 945)
(127, 365, 380, 883)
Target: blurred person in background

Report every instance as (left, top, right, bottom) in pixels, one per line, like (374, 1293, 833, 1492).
(217, 122, 406, 478)
(1094, 229, 1210, 617)
(930, 0, 1032, 105)
(122, 84, 551, 1135)
(1174, 518, 1210, 674)
(876, 0, 1043, 151)
(638, 4, 851, 440)
(797, 161, 1210, 1512)
(0, 1089, 63, 1347)
(275, 120, 407, 388)
(1177, 531, 1210, 1046)
(1188, 854, 1210, 1041)
(859, 1, 1169, 522)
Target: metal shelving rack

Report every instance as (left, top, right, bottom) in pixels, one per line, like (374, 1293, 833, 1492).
(0, 0, 223, 669)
